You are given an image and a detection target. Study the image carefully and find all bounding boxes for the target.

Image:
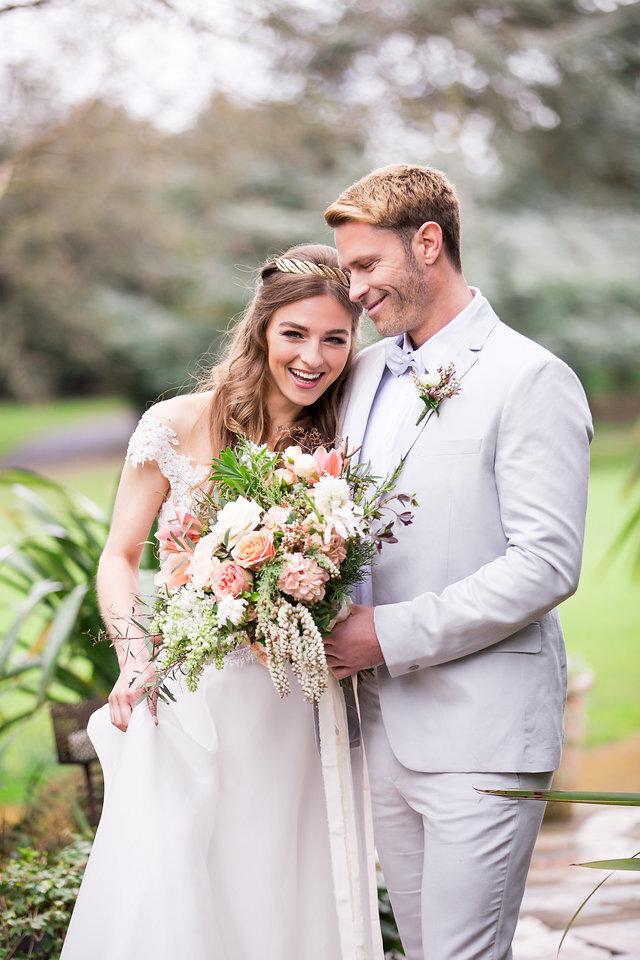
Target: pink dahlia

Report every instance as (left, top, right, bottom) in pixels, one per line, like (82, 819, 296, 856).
(278, 553, 329, 604)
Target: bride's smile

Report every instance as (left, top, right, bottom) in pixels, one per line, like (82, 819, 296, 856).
(265, 294, 353, 420)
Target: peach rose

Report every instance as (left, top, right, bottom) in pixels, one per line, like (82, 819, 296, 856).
(232, 530, 275, 569)
(277, 553, 329, 603)
(209, 561, 252, 600)
(154, 550, 192, 589)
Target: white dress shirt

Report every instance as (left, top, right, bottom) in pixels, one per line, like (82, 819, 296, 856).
(356, 287, 485, 604)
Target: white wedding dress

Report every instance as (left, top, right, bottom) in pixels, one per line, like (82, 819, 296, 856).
(61, 413, 381, 960)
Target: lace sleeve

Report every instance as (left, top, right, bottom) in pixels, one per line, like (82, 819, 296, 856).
(125, 413, 209, 504)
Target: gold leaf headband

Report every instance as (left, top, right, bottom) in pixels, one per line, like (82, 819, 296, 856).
(268, 257, 351, 289)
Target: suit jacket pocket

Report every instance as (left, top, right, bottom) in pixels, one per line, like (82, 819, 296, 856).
(415, 438, 483, 457)
(492, 621, 542, 654)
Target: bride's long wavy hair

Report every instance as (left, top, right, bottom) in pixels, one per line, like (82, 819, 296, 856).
(199, 244, 362, 455)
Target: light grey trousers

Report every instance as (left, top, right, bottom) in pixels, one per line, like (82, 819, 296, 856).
(358, 681, 552, 960)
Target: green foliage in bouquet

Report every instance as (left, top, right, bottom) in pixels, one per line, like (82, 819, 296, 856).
(0, 836, 91, 959)
(0, 470, 155, 734)
(149, 438, 414, 706)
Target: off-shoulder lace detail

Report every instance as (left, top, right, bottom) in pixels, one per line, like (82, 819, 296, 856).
(126, 413, 209, 513)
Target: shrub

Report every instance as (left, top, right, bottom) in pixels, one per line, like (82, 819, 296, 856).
(0, 836, 91, 959)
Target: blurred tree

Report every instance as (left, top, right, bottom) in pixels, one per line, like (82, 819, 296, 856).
(0, 93, 367, 405)
(246, 0, 640, 207)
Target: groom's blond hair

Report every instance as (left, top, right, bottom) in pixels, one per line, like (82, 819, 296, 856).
(324, 164, 463, 272)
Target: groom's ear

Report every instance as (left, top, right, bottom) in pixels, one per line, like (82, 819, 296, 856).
(412, 221, 443, 267)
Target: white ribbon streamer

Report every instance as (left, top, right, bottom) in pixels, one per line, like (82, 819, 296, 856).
(318, 674, 384, 960)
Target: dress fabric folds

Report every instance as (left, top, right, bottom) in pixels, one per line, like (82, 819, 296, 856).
(61, 657, 343, 959)
(61, 413, 379, 960)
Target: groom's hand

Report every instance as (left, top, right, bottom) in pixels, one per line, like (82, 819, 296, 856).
(324, 604, 385, 679)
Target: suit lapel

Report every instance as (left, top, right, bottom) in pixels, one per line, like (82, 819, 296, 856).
(394, 306, 499, 462)
(339, 343, 386, 459)
(340, 298, 500, 465)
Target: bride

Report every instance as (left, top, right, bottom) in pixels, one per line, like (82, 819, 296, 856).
(60, 244, 381, 960)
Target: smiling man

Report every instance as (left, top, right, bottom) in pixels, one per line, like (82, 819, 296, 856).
(323, 164, 593, 960)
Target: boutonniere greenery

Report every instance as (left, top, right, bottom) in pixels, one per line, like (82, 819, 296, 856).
(411, 363, 461, 424)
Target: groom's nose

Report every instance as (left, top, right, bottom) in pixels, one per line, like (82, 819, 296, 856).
(348, 272, 368, 303)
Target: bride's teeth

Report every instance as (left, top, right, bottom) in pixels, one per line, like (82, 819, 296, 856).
(291, 369, 321, 382)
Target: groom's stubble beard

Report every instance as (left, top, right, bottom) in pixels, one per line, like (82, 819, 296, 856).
(371, 250, 432, 341)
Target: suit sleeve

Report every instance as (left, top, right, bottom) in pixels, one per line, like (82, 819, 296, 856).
(374, 354, 593, 677)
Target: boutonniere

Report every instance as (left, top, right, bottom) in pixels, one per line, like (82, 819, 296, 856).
(411, 363, 461, 424)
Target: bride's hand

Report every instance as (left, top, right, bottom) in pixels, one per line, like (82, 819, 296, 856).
(108, 653, 158, 732)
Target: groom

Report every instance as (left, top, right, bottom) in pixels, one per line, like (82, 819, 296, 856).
(324, 164, 592, 960)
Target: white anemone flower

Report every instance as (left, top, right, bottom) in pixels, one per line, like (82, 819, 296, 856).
(217, 596, 247, 627)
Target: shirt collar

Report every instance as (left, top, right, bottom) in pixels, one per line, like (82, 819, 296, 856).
(395, 287, 485, 372)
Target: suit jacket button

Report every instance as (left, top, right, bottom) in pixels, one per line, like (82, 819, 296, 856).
(409, 664, 419, 671)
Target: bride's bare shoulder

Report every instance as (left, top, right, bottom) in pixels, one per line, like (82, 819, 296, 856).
(144, 392, 213, 440)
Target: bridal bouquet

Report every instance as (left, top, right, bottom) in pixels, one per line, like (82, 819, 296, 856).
(147, 438, 413, 705)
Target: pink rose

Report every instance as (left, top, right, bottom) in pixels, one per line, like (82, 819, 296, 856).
(154, 550, 192, 589)
(156, 504, 203, 554)
(209, 561, 252, 599)
(312, 445, 344, 480)
(232, 530, 275, 569)
(277, 553, 329, 604)
(262, 506, 292, 530)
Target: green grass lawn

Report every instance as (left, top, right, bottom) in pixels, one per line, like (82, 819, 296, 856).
(0, 397, 130, 459)
(0, 405, 638, 805)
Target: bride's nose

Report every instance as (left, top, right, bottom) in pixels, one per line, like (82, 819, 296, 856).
(298, 339, 324, 368)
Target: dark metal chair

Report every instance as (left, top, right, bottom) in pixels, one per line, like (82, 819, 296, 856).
(50, 697, 107, 825)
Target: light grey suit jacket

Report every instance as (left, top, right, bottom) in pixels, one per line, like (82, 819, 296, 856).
(340, 297, 593, 774)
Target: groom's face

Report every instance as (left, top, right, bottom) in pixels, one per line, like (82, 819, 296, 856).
(334, 220, 431, 341)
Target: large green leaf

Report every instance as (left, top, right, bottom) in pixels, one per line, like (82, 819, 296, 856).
(479, 789, 640, 806)
(0, 469, 149, 733)
(0, 578, 64, 672)
(37, 583, 90, 700)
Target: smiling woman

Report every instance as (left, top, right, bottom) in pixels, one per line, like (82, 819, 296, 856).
(57, 244, 373, 960)
(199, 243, 362, 456)
(265, 295, 353, 434)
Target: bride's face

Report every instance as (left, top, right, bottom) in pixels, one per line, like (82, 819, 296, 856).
(264, 294, 353, 420)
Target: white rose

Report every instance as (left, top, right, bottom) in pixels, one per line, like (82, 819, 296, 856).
(188, 533, 222, 590)
(212, 497, 263, 548)
(282, 445, 303, 465)
(416, 372, 441, 389)
(313, 476, 350, 517)
(217, 596, 248, 627)
(291, 453, 318, 479)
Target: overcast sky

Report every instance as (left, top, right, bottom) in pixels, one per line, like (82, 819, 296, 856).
(1, 0, 294, 133)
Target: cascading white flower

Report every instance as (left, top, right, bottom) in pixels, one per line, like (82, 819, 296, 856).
(313, 476, 366, 543)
